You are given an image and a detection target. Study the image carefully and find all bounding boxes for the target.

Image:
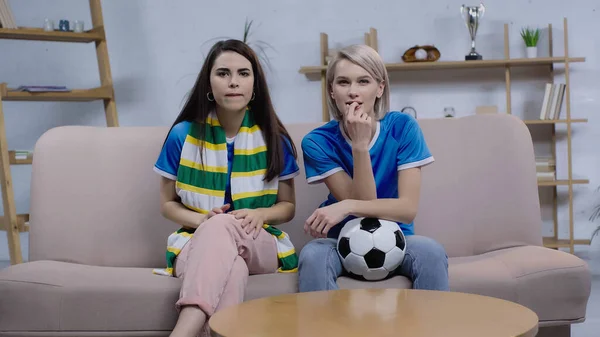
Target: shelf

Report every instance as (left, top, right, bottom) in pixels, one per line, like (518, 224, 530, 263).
(1, 86, 112, 102)
(538, 179, 589, 186)
(543, 237, 591, 248)
(524, 119, 587, 125)
(0, 27, 104, 43)
(8, 151, 32, 165)
(299, 57, 586, 74)
(0, 213, 29, 232)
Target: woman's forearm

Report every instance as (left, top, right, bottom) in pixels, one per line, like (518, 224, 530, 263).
(350, 147, 377, 200)
(161, 200, 206, 229)
(345, 198, 418, 224)
(259, 201, 295, 226)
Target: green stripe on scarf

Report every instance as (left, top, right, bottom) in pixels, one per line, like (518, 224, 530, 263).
(189, 121, 225, 147)
(235, 194, 278, 210)
(176, 165, 227, 191)
(231, 152, 268, 172)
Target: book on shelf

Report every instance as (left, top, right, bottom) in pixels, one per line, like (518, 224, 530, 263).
(536, 157, 556, 181)
(536, 157, 555, 167)
(13, 85, 70, 92)
(10, 150, 32, 160)
(537, 171, 556, 181)
(539, 83, 566, 120)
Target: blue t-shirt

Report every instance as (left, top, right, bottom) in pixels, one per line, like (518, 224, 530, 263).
(301, 111, 434, 239)
(154, 121, 300, 211)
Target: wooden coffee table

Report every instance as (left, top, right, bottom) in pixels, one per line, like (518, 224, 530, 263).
(209, 288, 538, 337)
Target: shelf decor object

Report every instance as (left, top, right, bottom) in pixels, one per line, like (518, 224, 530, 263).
(0, 0, 119, 265)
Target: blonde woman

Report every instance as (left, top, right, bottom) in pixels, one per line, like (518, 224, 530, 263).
(298, 44, 449, 291)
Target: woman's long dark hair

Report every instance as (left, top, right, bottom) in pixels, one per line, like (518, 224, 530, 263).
(167, 39, 297, 182)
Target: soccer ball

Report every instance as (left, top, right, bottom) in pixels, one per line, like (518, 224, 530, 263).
(337, 217, 407, 281)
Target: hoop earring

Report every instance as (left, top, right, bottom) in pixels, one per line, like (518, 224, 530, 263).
(251, 92, 255, 101)
(206, 92, 215, 101)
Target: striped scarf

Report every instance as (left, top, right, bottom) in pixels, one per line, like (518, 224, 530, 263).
(153, 110, 298, 276)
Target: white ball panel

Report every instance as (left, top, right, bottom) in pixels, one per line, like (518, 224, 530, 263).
(339, 218, 362, 239)
(372, 227, 396, 253)
(349, 230, 374, 256)
(363, 268, 391, 281)
(378, 219, 400, 233)
(383, 247, 406, 271)
(343, 253, 369, 275)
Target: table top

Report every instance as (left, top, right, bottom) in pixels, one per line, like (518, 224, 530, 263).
(209, 288, 539, 337)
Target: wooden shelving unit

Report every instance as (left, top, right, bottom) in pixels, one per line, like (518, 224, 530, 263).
(523, 119, 587, 125)
(0, 0, 119, 265)
(1, 86, 113, 102)
(299, 56, 585, 74)
(299, 18, 587, 254)
(0, 27, 104, 43)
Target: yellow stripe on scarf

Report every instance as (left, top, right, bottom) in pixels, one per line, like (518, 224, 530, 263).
(231, 169, 267, 178)
(180, 159, 228, 173)
(239, 125, 260, 134)
(277, 249, 296, 259)
(167, 246, 182, 255)
(234, 146, 267, 155)
(206, 116, 221, 126)
(232, 189, 278, 200)
(183, 204, 210, 214)
(176, 181, 225, 198)
(277, 267, 298, 273)
(185, 135, 227, 151)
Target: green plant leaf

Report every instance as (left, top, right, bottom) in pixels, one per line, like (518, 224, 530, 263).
(520, 27, 540, 47)
(241, 18, 275, 72)
(589, 185, 600, 242)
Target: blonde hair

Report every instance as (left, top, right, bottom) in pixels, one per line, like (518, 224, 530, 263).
(326, 44, 390, 121)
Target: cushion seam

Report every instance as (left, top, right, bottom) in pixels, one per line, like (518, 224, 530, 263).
(0, 279, 62, 287)
(490, 255, 520, 303)
(515, 264, 586, 279)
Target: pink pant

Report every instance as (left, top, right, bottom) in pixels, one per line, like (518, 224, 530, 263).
(174, 213, 278, 317)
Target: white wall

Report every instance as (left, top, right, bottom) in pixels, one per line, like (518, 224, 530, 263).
(1, 0, 599, 260)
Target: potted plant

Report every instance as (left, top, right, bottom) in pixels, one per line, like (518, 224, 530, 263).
(180, 18, 273, 105)
(520, 27, 540, 58)
(242, 18, 274, 71)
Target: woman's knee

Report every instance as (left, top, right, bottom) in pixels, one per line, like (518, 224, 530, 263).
(197, 214, 237, 233)
(190, 214, 239, 245)
(299, 239, 338, 267)
(406, 235, 448, 265)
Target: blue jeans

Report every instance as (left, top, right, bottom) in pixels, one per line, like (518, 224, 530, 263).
(298, 235, 449, 292)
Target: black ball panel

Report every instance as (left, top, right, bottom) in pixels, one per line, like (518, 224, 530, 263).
(346, 270, 366, 281)
(338, 237, 351, 258)
(364, 248, 386, 268)
(395, 230, 406, 250)
(360, 217, 381, 233)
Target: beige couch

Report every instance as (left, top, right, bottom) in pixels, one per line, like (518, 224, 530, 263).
(0, 113, 591, 337)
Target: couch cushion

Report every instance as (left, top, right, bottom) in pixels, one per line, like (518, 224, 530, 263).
(0, 261, 180, 333)
(244, 273, 298, 301)
(0, 261, 300, 334)
(449, 245, 591, 323)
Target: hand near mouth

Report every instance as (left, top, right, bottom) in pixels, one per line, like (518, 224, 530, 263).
(344, 102, 372, 151)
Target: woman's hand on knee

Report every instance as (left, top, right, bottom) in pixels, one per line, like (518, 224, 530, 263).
(230, 209, 265, 239)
